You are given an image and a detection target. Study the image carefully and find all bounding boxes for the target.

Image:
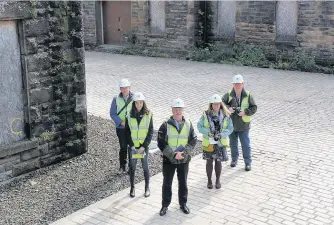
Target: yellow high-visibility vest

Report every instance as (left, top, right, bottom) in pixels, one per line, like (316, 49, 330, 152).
(167, 119, 190, 150)
(202, 112, 228, 152)
(116, 96, 133, 122)
(228, 90, 251, 122)
(127, 112, 152, 148)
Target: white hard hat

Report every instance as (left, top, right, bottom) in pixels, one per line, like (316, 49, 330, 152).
(209, 94, 222, 103)
(119, 78, 131, 87)
(232, 74, 244, 83)
(171, 98, 185, 108)
(133, 92, 145, 101)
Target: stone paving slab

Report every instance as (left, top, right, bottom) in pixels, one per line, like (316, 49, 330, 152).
(51, 52, 334, 225)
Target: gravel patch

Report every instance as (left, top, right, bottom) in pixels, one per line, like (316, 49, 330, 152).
(0, 115, 202, 225)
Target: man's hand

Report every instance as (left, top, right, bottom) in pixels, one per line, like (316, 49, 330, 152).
(238, 111, 245, 117)
(175, 152, 184, 160)
(228, 107, 235, 113)
(138, 147, 145, 154)
(121, 121, 125, 127)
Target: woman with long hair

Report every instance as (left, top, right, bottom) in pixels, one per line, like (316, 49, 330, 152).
(197, 94, 233, 189)
(125, 92, 153, 198)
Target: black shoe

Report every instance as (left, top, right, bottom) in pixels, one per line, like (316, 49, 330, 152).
(207, 180, 213, 189)
(215, 180, 221, 189)
(180, 205, 190, 214)
(230, 160, 237, 167)
(144, 187, 150, 197)
(130, 187, 135, 198)
(245, 164, 251, 171)
(160, 207, 168, 216)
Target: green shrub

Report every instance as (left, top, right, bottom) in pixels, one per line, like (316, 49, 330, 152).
(108, 42, 333, 74)
(275, 58, 292, 70)
(189, 47, 212, 62)
(234, 44, 270, 67)
(290, 49, 317, 72)
(316, 65, 334, 74)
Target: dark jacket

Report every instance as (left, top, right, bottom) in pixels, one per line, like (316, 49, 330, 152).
(157, 116, 197, 164)
(125, 109, 153, 151)
(222, 88, 257, 131)
(110, 92, 133, 129)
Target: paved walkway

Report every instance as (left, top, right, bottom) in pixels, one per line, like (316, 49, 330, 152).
(52, 52, 334, 225)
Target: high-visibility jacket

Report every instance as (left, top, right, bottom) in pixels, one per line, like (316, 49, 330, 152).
(116, 96, 133, 122)
(127, 112, 152, 148)
(167, 119, 191, 150)
(228, 90, 251, 122)
(202, 112, 228, 152)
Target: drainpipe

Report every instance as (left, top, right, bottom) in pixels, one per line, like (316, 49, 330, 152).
(204, 1, 207, 44)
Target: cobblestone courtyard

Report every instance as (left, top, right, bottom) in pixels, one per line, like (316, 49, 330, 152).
(53, 51, 334, 225)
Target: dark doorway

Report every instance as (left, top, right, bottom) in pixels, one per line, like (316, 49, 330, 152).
(102, 1, 131, 45)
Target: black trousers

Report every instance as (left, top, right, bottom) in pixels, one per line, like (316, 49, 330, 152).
(116, 128, 129, 169)
(128, 148, 150, 188)
(162, 162, 189, 207)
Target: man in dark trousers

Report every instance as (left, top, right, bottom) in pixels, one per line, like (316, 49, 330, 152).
(110, 78, 133, 173)
(157, 98, 197, 216)
(223, 74, 257, 171)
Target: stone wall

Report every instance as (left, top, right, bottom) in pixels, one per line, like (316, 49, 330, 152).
(297, 1, 334, 64)
(131, 1, 149, 38)
(132, 0, 195, 50)
(235, 1, 276, 43)
(0, 1, 87, 183)
(82, 0, 334, 65)
(82, 1, 96, 46)
(209, 0, 334, 65)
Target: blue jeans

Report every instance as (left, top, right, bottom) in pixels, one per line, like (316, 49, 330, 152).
(129, 149, 150, 187)
(229, 130, 252, 165)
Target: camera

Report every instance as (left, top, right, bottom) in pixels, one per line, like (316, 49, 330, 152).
(233, 107, 241, 114)
(231, 98, 241, 115)
(211, 116, 221, 141)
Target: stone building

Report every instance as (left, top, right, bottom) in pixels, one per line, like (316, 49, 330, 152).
(83, 0, 334, 65)
(0, 1, 87, 182)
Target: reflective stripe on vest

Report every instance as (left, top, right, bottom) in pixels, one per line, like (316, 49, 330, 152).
(127, 112, 152, 148)
(116, 96, 132, 121)
(228, 90, 251, 123)
(202, 112, 228, 148)
(167, 120, 190, 150)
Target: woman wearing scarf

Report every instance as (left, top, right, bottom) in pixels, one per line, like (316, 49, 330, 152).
(197, 94, 233, 189)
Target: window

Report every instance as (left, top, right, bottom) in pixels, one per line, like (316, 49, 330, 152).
(149, 0, 165, 34)
(276, 1, 298, 42)
(217, 1, 236, 39)
(0, 20, 25, 147)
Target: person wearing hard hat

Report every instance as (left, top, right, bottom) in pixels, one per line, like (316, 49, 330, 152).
(197, 94, 233, 189)
(157, 98, 197, 216)
(110, 78, 133, 174)
(222, 74, 257, 171)
(124, 92, 153, 198)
